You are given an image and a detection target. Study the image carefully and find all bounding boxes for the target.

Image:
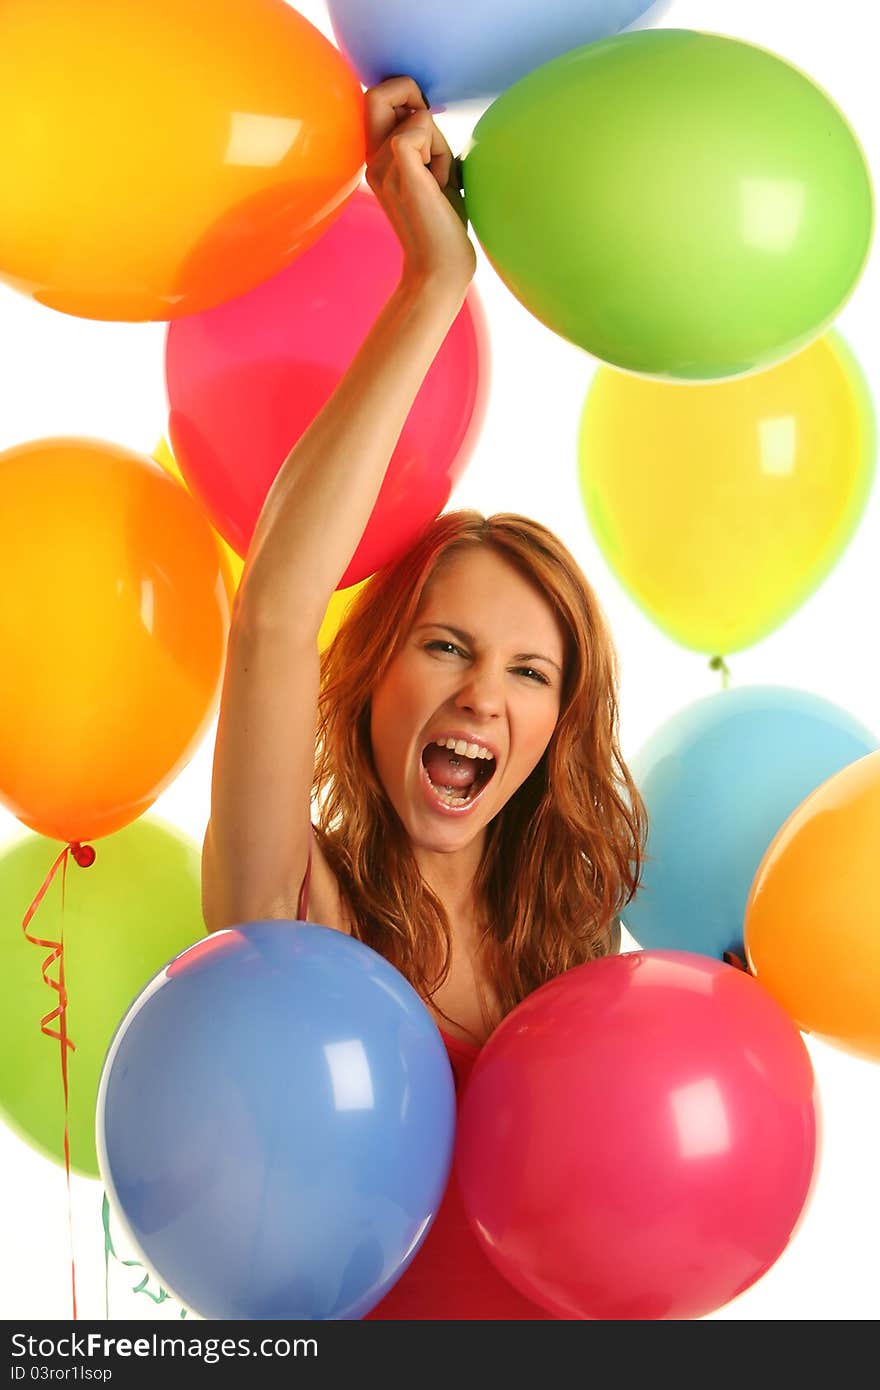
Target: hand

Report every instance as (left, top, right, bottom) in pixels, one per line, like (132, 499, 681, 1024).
(364, 77, 476, 297)
(723, 950, 749, 972)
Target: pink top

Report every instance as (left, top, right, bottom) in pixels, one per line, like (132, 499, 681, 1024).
(297, 828, 553, 1320)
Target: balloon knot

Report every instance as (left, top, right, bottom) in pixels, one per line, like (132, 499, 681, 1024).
(70, 842, 96, 868)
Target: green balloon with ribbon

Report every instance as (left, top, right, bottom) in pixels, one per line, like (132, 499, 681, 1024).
(0, 816, 205, 1177)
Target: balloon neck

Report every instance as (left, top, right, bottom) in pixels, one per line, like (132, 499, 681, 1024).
(69, 842, 96, 868)
(447, 155, 469, 228)
(709, 655, 732, 689)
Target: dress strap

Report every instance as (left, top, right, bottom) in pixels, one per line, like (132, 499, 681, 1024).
(296, 823, 313, 921)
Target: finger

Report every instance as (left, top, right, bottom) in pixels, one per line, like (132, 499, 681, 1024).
(427, 122, 453, 191)
(365, 77, 428, 154)
(723, 951, 749, 972)
(389, 111, 454, 189)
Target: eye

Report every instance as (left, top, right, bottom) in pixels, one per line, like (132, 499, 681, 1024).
(425, 639, 466, 657)
(514, 666, 551, 685)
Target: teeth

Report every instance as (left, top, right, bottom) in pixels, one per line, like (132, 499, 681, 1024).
(436, 788, 471, 805)
(435, 737, 494, 761)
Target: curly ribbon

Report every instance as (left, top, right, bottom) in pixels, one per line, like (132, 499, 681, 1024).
(21, 839, 96, 1320)
(102, 1193, 188, 1319)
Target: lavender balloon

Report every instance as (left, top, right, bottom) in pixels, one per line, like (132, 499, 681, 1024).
(328, 0, 665, 106)
(97, 923, 455, 1320)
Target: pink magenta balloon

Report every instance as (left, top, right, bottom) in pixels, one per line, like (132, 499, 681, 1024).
(165, 189, 489, 586)
(456, 951, 819, 1320)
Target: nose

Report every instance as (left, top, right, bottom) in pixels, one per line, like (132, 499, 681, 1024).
(453, 663, 503, 720)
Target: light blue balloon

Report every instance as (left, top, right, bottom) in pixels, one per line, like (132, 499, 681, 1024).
(328, 0, 665, 106)
(622, 687, 878, 961)
(97, 923, 455, 1321)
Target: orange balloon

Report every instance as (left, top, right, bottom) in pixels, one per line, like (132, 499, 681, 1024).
(0, 439, 232, 842)
(153, 437, 243, 591)
(0, 0, 365, 321)
(745, 750, 880, 1063)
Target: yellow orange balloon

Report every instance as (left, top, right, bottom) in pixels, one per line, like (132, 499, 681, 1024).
(578, 333, 875, 654)
(0, 439, 232, 842)
(0, 0, 364, 321)
(153, 438, 242, 591)
(318, 580, 368, 653)
(745, 750, 880, 1063)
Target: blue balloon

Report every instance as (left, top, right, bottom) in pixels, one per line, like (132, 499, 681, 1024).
(97, 923, 455, 1320)
(622, 687, 878, 961)
(328, 0, 664, 106)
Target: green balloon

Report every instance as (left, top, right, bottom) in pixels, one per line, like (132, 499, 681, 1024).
(462, 30, 874, 380)
(0, 817, 205, 1177)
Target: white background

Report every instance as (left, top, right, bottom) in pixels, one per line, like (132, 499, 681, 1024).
(1, 0, 878, 1321)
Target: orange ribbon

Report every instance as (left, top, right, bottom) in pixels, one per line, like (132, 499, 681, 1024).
(21, 839, 96, 1320)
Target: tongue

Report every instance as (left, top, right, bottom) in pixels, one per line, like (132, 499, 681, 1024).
(424, 745, 477, 789)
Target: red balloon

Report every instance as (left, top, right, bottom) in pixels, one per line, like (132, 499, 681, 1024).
(456, 951, 819, 1320)
(165, 189, 489, 587)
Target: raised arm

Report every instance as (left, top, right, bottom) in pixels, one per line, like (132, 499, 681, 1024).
(201, 78, 477, 933)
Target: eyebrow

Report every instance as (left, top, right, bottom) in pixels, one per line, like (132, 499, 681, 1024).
(414, 622, 562, 673)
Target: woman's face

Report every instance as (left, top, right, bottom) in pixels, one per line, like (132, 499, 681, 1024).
(369, 547, 565, 854)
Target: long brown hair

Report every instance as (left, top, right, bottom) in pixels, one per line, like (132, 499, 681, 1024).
(313, 511, 646, 1034)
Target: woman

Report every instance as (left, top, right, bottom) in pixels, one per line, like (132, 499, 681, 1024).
(202, 77, 646, 1318)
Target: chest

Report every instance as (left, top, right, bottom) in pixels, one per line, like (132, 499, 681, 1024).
(305, 845, 500, 1045)
(427, 945, 501, 1046)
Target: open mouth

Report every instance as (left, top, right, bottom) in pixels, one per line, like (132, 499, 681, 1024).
(420, 740, 497, 812)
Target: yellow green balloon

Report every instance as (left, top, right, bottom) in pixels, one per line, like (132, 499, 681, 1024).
(318, 580, 367, 653)
(0, 817, 205, 1176)
(578, 332, 875, 654)
(462, 30, 873, 379)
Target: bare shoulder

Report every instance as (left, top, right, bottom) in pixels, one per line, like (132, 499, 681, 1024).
(303, 832, 354, 936)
